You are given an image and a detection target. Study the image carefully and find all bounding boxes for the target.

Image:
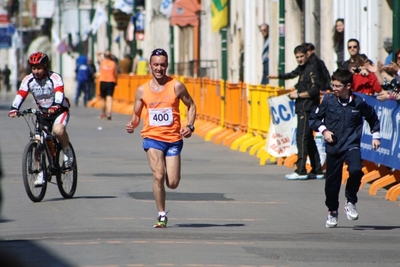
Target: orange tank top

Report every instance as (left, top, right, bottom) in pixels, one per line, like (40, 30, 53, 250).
(99, 58, 117, 82)
(141, 77, 182, 142)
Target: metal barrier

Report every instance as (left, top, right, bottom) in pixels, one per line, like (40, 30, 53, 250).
(88, 74, 400, 202)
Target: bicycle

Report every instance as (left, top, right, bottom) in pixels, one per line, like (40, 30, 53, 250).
(17, 108, 78, 202)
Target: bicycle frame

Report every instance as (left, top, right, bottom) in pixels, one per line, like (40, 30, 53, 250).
(18, 108, 78, 202)
(20, 108, 60, 174)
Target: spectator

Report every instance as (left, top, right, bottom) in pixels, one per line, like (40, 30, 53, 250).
(351, 54, 382, 95)
(2, 64, 11, 92)
(333, 18, 345, 68)
(17, 63, 28, 92)
(303, 42, 331, 91)
(259, 23, 269, 85)
(118, 53, 132, 74)
(132, 49, 148, 75)
(269, 43, 331, 91)
(75, 56, 94, 107)
(272, 45, 324, 180)
(309, 68, 380, 228)
(342, 39, 372, 71)
(87, 57, 96, 100)
(383, 37, 393, 66)
(97, 50, 118, 120)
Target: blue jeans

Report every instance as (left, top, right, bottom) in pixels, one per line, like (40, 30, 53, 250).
(75, 82, 89, 107)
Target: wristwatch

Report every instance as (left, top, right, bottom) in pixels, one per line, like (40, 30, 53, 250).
(187, 124, 195, 132)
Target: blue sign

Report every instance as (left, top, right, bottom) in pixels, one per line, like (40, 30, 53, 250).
(0, 26, 13, 48)
(357, 93, 400, 170)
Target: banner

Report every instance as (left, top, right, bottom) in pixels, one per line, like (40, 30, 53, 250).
(90, 3, 108, 34)
(268, 92, 400, 171)
(358, 93, 400, 170)
(113, 0, 134, 14)
(160, 0, 173, 18)
(266, 94, 298, 157)
(211, 0, 228, 32)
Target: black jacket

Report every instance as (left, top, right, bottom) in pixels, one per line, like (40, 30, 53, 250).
(278, 54, 330, 90)
(294, 63, 322, 113)
(309, 93, 380, 155)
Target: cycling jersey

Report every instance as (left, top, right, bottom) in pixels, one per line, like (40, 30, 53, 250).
(12, 71, 70, 113)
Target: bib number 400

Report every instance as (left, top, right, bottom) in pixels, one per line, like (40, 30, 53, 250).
(149, 108, 173, 126)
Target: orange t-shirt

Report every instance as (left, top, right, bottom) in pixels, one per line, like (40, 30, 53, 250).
(141, 77, 182, 142)
(99, 58, 117, 82)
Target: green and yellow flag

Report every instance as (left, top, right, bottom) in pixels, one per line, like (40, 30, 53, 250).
(211, 0, 228, 32)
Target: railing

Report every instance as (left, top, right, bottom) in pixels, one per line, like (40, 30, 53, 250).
(88, 74, 400, 203)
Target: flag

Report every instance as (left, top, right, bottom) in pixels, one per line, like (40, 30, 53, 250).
(160, 0, 173, 18)
(90, 3, 108, 34)
(113, 0, 134, 14)
(51, 29, 68, 54)
(211, 0, 228, 32)
(126, 15, 135, 41)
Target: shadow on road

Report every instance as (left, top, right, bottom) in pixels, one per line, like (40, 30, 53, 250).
(175, 223, 245, 228)
(0, 240, 73, 267)
(129, 191, 234, 201)
(353, 225, 400, 230)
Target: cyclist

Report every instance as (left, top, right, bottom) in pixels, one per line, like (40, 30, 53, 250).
(8, 52, 73, 187)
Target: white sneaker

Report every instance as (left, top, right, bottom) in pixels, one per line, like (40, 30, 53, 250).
(326, 211, 338, 228)
(344, 202, 359, 220)
(63, 148, 74, 168)
(34, 171, 44, 187)
(285, 172, 308, 180)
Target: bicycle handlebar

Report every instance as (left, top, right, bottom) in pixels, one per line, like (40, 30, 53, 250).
(17, 108, 40, 117)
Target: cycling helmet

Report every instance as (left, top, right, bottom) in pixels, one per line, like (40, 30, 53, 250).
(28, 52, 49, 66)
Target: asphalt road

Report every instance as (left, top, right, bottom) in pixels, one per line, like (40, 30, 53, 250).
(0, 93, 399, 267)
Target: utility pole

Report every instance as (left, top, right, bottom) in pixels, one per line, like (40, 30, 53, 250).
(18, 0, 24, 65)
(278, 0, 285, 87)
(169, 26, 175, 74)
(78, 0, 82, 55)
(393, 0, 400, 57)
(58, 0, 63, 75)
(131, 0, 136, 57)
(107, 0, 111, 50)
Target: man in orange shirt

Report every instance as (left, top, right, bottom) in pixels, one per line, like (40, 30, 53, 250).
(97, 50, 118, 120)
(126, 48, 196, 228)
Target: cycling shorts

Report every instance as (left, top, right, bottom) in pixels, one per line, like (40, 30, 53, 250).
(142, 138, 183, 157)
(39, 111, 70, 133)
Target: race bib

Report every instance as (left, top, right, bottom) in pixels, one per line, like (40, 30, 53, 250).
(149, 107, 173, 126)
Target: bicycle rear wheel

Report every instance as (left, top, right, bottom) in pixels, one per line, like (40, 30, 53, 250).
(22, 141, 47, 202)
(56, 142, 77, 198)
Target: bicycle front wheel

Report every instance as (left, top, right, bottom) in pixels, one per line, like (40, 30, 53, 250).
(56, 142, 77, 198)
(22, 141, 47, 202)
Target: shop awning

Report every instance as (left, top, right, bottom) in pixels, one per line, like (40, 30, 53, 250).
(170, 0, 201, 27)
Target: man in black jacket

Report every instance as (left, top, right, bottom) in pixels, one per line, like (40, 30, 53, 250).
(283, 45, 324, 180)
(268, 43, 331, 91)
(309, 68, 380, 228)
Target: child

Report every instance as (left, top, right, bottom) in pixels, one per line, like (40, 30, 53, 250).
(309, 68, 381, 228)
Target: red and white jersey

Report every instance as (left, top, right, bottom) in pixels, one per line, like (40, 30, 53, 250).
(12, 71, 69, 111)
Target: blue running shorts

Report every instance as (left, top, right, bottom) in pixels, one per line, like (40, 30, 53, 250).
(142, 138, 183, 157)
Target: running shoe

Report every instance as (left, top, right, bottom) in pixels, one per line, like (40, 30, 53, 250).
(285, 172, 308, 180)
(326, 211, 338, 228)
(153, 215, 168, 228)
(63, 148, 74, 168)
(344, 202, 359, 220)
(34, 171, 44, 187)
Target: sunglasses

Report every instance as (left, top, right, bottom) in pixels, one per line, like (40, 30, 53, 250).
(150, 48, 168, 58)
(348, 46, 358, 49)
